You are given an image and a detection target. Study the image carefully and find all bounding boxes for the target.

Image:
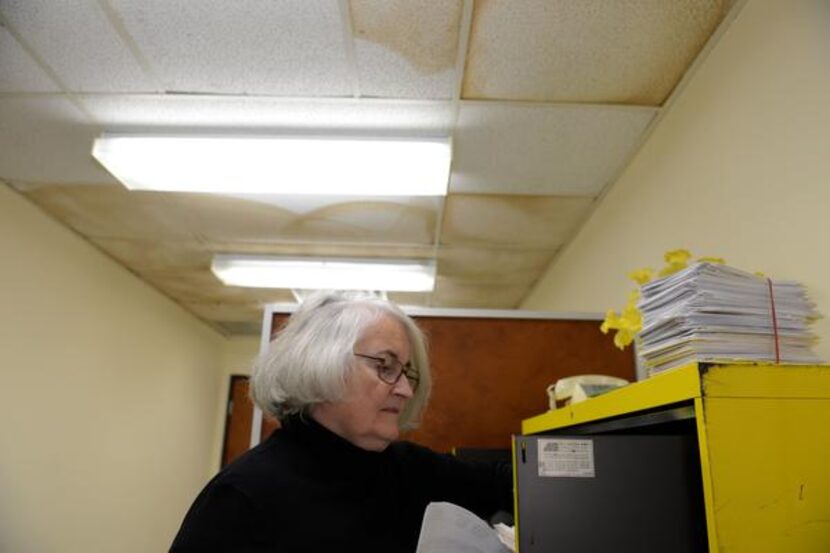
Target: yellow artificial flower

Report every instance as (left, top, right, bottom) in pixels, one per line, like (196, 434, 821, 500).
(698, 256, 725, 264)
(658, 263, 687, 277)
(621, 304, 641, 329)
(601, 293, 643, 349)
(664, 249, 692, 265)
(600, 248, 725, 351)
(600, 309, 620, 334)
(628, 268, 654, 286)
(613, 328, 635, 349)
(656, 249, 693, 277)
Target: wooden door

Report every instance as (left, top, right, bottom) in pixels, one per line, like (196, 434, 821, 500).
(220, 375, 280, 468)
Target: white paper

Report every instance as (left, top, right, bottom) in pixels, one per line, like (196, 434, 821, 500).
(635, 262, 823, 374)
(416, 502, 512, 553)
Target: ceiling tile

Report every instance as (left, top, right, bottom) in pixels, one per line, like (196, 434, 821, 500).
(90, 237, 212, 274)
(167, 194, 440, 245)
(158, 194, 301, 244)
(0, 97, 111, 184)
(437, 246, 554, 284)
(0, 0, 156, 92)
(186, 302, 269, 324)
(450, 102, 656, 196)
(0, 24, 59, 92)
(204, 241, 435, 260)
(213, 321, 263, 337)
(142, 270, 294, 305)
(24, 184, 442, 251)
(110, 0, 351, 96)
(386, 291, 432, 308)
(463, 0, 732, 104)
(441, 194, 593, 249)
(79, 94, 454, 135)
(431, 277, 531, 308)
(22, 184, 195, 241)
(350, 0, 461, 99)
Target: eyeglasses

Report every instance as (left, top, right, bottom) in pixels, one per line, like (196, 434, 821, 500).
(353, 352, 419, 390)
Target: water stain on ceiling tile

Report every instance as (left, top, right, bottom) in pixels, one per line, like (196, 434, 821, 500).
(432, 276, 531, 308)
(187, 301, 282, 324)
(90, 237, 212, 273)
(159, 193, 303, 242)
(23, 184, 195, 241)
(142, 270, 292, 305)
(463, 0, 731, 104)
(386, 291, 432, 307)
(282, 200, 437, 244)
(441, 194, 593, 248)
(213, 320, 264, 336)
(437, 246, 555, 283)
(350, 0, 463, 74)
(204, 241, 435, 260)
(85, 192, 440, 245)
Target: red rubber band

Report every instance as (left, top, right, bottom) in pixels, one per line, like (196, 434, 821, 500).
(767, 278, 781, 363)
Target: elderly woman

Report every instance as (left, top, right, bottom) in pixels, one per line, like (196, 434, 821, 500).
(170, 291, 512, 552)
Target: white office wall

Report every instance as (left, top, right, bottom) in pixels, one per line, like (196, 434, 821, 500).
(523, 0, 830, 360)
(0, 184, 225, 553)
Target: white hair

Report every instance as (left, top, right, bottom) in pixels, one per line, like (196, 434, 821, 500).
(250, 291, 431, 430)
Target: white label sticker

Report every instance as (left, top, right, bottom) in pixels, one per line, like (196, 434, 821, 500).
(537, 438, 595, 478)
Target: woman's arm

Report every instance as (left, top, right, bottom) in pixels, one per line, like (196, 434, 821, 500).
(170, 482, 259, 552)
(393, 442, 514, 521)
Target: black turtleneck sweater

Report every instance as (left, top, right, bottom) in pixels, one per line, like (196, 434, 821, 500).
(170, 415, 513, 552)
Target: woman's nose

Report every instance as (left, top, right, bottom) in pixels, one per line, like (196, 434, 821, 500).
(393, 375, 415, 398)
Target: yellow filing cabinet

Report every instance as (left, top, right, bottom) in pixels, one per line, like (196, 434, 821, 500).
(516, 362, 830, 552)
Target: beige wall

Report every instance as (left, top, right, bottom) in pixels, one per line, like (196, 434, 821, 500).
(0, 185, 226, 553)
(523, 0, 830, 360)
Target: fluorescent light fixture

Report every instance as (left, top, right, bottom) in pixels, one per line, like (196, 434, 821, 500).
(91, 133, 451, 196)
(211, 255, 436, 292)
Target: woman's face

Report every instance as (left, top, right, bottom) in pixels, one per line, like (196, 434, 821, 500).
(311, 314, 415, 451)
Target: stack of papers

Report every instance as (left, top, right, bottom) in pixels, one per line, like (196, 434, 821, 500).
(636, 262, 822, 375)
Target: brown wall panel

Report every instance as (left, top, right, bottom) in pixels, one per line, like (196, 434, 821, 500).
(402, 317, 635, 452)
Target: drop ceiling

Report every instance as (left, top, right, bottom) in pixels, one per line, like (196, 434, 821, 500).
(0, 0, 740, 336)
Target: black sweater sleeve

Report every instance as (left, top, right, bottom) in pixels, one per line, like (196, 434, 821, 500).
(392, 442, 514, 521)
(169, 481, 261, 552)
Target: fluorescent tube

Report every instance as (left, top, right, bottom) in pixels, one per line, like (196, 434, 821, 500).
(211, 255, 436, 292)
(92, 133, 451, 196)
